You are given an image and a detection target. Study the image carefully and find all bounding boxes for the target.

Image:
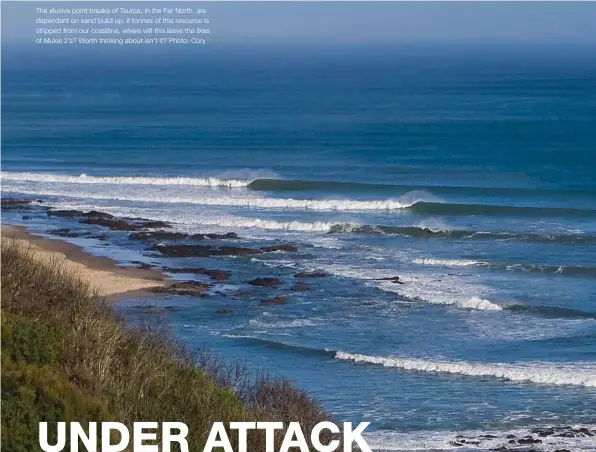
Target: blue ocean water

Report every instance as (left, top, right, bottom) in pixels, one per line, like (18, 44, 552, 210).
(2, 44, 596, 450)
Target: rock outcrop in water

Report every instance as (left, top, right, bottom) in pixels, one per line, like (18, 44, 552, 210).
(81, 217, 140, 231)
(154, 244, 262, 258)
(130, 230, 190, 241)
(162, 267, 231, 281)
(295, 271, 328, 278)
(260, 296, 287, 305)
(1, 198, 43, 211)
(261, 244, 298, 253)
(447, 425, 595, 451)
(45, 208, 173, 231)
(291, 282, 311, 291)
(248, 277, 283, 287)
(374, 276, 404, 284)
(150, 281, 210, 296)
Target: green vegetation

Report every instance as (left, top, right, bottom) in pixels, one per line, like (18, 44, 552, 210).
(1, 239, 330, 451)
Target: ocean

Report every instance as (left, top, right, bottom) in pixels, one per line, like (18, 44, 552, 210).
(2, 44, 596, 451)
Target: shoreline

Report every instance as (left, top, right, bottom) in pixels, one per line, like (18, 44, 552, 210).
(1, 224, 167, 300)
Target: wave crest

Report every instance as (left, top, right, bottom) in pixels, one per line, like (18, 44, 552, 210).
(335, 352, 596, 387)
(1, 171, 250, 188)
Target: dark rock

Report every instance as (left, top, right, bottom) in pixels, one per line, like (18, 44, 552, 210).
(291, 283, 311, 292)
(154, 244, 262, 258)
(163, 267, 231, 281)
(295, 272, 328, 278)
(555, 431, 578, 438)
(80, 217, 139, 231)
(518, 437, 541, 445)
(22, 215, 31, 220)
(551, 427, 595, 438)
(153, 244, 213, 257)
(375, 276, 404, 284)
(150, 282, 209, 296)
(506, 435, 517, 439)
(531, 428, 554, 437)
(83, 210, 114, 219)
(554, 449, 571, 452)
(1, 198, 34, 206)
(130, 230, 189, 241)
(139, 220, 172, 229)
(260, 296, 287, 306)
(261, 244, 298, 253)
(198, 269, 231, 281)
(205, 232, 239, 239)
(217, 246, 262, 256)
(248, 277, 282, 287)
(482, 435, 498, 439)
(48, 209, 83, 217)
(217, 307, 233, 315)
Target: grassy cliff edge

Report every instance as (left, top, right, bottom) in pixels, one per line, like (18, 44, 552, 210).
(1, 238, 330, 451)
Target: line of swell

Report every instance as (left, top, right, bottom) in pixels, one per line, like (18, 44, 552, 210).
(248, 178, 596, 197)
(504, 304, 596, 319)
(221, 334, 335, 357)
(334, 352, 596, 387)
(8, 172, 596, 200)
(1, 172, 250, 188)
(409, 201, 596, 217)
(5, 181, 595, 215)
(1, 185, 419, 211)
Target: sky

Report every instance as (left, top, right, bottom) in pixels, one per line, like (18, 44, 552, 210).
(2, 1, 596, 45)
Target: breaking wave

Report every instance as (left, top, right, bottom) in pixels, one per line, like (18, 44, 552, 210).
(456, 297, 503, 311)
(334, 352, 596, 387)
(2, 185, 421, 211)
(412, 258, 488, 267)
(412, 258, 596, 278)
(1, 171, 251, 188)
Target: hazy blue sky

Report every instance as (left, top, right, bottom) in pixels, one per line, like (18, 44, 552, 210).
(3, 1, 596, 45)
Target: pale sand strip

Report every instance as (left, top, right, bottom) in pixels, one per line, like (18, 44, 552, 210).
(1, 224, 167, 298)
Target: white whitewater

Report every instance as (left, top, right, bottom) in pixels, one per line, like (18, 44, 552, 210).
(335, 351, 596, 387)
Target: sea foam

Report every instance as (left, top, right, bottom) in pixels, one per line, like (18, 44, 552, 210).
(335, 351, 596, 387)
(1, 171, 250, 188)
(3, 184, 419, 211)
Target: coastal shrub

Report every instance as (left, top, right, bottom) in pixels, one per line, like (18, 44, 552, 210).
(2, 357, 109, 452)
(1, 311, 58, 365)
(0, 238, 330, 451)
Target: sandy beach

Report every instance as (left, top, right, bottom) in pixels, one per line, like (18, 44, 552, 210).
(1, 224, 166, 299)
